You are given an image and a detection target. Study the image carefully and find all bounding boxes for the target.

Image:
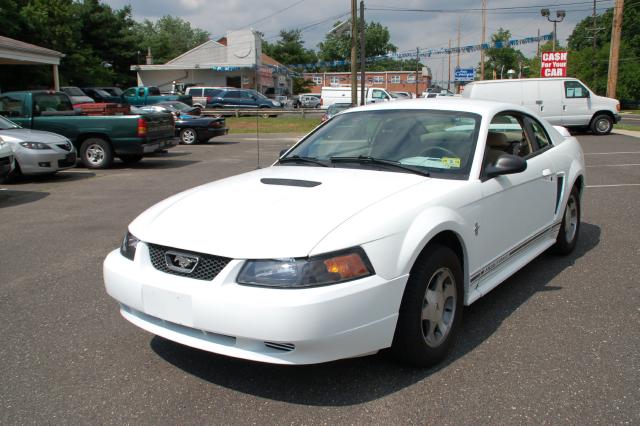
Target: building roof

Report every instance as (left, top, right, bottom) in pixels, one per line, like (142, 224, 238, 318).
(0, 36, 64, 65)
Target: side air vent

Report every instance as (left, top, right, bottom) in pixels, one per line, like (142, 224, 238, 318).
(260, 178, 321, 188)
(555, 175, 565, 213)
(264, 342, 296, 352)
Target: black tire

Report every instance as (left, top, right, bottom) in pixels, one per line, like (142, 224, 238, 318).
(180, 128, 198, 145)
(392, 244, 463, 367)
(590, 114, 613, 135)
(80, 138, 113, 169)
(119, 154, 143, 164)
(552, 186, 581, 255)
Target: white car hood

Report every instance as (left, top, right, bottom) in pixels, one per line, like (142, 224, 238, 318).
(131, 166, 428, 259)
(0, 128, 69, 144)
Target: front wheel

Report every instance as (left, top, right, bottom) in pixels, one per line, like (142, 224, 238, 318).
(180, 128, 198, 145)
(552, 186, 581, 255)
(392, 244, 463, 367)
(590, 114, 613, 135)
(80, 138, 113, 169)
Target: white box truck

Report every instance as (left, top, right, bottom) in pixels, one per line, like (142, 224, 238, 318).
(462, 77, 621, 135)
(320, 86, 394, 109)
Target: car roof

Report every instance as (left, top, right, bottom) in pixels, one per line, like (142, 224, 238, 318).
(344, 98, 532, 118)
(467, 77, 580, 85)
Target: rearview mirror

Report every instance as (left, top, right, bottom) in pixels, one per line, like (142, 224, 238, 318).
(485, 154, 527, 178)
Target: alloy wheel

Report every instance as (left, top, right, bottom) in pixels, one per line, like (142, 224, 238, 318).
(421, 267, 457, 347)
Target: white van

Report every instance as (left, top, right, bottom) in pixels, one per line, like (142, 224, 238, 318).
(320, 86, 394, 109)
(462, 77, 621, 135)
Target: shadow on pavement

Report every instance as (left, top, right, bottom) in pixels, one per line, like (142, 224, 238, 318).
(0, 189, 49, 208)
(107, 159, 200, 170)
(3, 170, 96, 184)
(150, 222, 601, 406)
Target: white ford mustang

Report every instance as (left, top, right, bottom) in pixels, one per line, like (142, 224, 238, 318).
(104, 99, 585, 366)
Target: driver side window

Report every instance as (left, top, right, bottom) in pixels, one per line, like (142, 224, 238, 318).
(484, 113, 533, 165)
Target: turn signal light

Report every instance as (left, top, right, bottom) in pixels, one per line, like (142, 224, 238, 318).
(324, 253, 369, 280)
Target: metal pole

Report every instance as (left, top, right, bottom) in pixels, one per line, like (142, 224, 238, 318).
(415, 47, 420, 97)
(351, 0, 357, 106)
(553, 21, 557, 51)
(481, 0, 486, 80)
(360, 0, 365, 106)
(448, 39, 451, 90)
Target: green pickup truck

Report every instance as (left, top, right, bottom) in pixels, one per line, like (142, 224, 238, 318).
(0, 90, 177, 169)
(121, 86, 192, 106)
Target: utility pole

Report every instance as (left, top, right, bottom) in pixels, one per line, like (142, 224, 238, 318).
(350, 0, 357, 106)
(607, 0, 624, 98)
(415, 47, 420, 97)
(456, 17, 461, 93)
(448, 39, 452, 90)
(360, 0, 365, 106)
(481, 0, 486, 80)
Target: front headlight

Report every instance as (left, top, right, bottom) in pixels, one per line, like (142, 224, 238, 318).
(19, 142, 52, 150)
(237, 247, 374, 288)
(120, 231, 140, 261)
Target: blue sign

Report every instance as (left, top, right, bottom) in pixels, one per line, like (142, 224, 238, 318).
(454, 68, 476, 82)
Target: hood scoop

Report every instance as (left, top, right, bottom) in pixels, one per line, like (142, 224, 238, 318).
(260, 178, 321, 188)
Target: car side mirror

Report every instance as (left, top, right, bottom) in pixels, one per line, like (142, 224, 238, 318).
(485, 154, 527, 178)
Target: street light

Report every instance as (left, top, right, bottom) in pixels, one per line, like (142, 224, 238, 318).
(541, 8, 566, 51)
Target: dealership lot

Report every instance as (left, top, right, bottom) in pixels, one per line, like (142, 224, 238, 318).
(1, 133, 638, 424)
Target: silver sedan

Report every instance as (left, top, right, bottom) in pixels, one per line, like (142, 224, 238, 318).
(0, 115, 77, 178)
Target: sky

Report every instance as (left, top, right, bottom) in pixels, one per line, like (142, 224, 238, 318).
(103, 0, 614, 83)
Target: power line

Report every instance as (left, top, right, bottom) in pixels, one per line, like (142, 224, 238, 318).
(365, 1, 614, 13)
(241, 0, 308, 28)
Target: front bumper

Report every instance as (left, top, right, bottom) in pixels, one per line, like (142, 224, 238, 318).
(0, 154, 14, 178)
(103, 244, 407, 365)
(15, 149, 76, 175)
(614, 113, 622, 124)
(195, 127, 229, 141)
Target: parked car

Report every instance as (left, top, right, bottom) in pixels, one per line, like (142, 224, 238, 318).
(391, 91, 413, 99)
(121, 86, 192, 107)
(0, 115, 77, 179)
(81, 87, 122, 103)
(0, 136, 15, 183)
(61, 86, 95, 106)
(421, 89, 455, 98)
(103, 99, 585, 367)
(298, 94, 321, 108)
(321, 102, 351, 121)
(0, 90, 176, 169)
(185, 87, 230, 108)
(97, 87, 124, 97)
(321, 86, 394, 108)
(135, 103, 228, 144)
(462, 77, 621, 135)
(207, 88, 281, 109)
(152, 101, 201, 116)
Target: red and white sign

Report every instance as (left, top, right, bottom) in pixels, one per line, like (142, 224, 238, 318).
(540, 51, 568, 77)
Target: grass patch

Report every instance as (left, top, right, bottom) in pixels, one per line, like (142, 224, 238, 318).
(622, 109, 640, 115)
(226, 116, 322, 134)
(614, 123, 640, 131)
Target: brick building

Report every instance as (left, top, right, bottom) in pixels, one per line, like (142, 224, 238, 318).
(303, 70, 431, 95)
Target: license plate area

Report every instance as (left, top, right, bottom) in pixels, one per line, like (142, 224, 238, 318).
(142, 286, 193, 327)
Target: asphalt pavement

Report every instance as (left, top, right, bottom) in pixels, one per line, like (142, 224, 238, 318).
(1, 132, 638, 424)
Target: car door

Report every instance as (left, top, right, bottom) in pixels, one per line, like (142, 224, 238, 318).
(562, 80, 592, 127)
(474, 111, 557, 271)
(240, 90, 260, 108)
(538, 80, 563, 125)
(221, 90, 243, 108)
(122, 88, 138, 105)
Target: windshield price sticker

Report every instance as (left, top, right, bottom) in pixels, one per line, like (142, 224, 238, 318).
(441, 157, 461, 168)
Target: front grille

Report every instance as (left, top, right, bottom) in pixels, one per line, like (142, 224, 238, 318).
(0, 156, 10, 165)
(148, 243, 231, 281)
(264, 342, 295, 352)
(57, 143, 72, 151)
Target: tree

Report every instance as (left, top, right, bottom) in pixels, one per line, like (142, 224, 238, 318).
(479, 28, 527, 79)
(566, 0, 640, 99)
(262, 29, 317, 68)
(133, 16, 210, 65)
(317, 20, 397, 71)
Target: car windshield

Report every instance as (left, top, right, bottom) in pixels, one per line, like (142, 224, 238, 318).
(250, 90, 268, 100)
(63, 87, 85, 96)
(284, 109, 481, 179)
(94, 89, 111, 97)
(0, 115, 20, 129)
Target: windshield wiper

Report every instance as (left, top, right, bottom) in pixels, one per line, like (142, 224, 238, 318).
(278, 155, 329, 167)
(330, 155, 430, 177)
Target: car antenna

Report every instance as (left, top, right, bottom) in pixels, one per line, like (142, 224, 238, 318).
(255, 112, 261, 169)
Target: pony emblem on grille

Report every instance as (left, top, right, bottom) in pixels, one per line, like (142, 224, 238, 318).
(165, 251, 199, 273)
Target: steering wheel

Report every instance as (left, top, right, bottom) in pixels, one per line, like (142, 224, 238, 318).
(420, 146, 457, 158)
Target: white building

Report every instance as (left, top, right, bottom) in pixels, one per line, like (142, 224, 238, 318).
(131, 29, 292, 95)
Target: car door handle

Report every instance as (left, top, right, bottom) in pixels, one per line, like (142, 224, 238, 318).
(563, 105, 567, 111)
(542, 169, 552, 177)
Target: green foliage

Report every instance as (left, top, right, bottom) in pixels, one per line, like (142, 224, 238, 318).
(567, 0, 640, 99)
(0, 1, 209, 91)
(262, 29, 317, 68)
(479, 28, 527, 79)
(133, 16, 210, 65)
(317, 20, 397, 71)
(292, 76, 315, 94)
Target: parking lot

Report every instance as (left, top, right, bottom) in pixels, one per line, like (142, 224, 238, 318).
(1, 132, 638, 424)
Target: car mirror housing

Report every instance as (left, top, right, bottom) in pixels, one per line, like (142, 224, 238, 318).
(485, 154, 527, 178)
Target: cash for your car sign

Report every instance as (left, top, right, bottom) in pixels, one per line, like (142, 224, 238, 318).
(454, 68, 476, 82)
(540, 51, 568, 77)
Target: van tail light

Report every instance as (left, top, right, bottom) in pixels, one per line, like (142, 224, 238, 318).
(137, 118, 148, 138)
